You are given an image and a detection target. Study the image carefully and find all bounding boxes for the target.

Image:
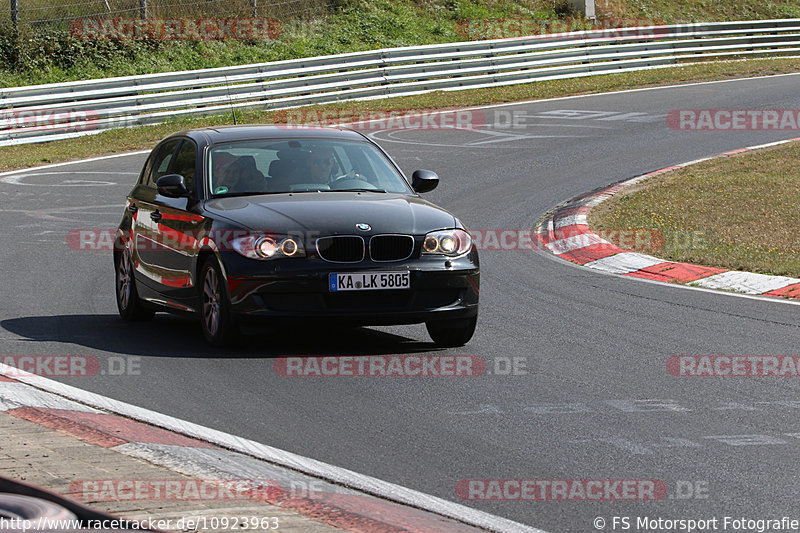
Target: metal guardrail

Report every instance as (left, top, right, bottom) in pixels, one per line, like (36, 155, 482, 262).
(2, 19, 800, 145)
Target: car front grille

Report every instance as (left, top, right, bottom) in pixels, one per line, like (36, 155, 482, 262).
(316, 236, 365, 263)
(257, 289, 462, 313)
(325, 288, 461, 311)
(369, 234, 415, 262)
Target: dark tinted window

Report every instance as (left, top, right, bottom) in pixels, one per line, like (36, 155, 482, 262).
(172, 140, 197, 194)
(138, 152, 154, 186)
(145, 139, 180, 187)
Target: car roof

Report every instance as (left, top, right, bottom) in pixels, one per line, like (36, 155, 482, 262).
(170, 125, 368, 145)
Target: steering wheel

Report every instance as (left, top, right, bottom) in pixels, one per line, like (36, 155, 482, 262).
(331, 169, 364, 182)
(331, 178, 380, 190)
(330, 170, 377, 190)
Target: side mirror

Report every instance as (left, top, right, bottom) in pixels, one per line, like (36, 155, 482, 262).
(156, 174, 189, 198)
(411, 169, 439, 193)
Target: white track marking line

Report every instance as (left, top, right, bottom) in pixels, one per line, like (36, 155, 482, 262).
(0, 151, 149, 178)
(0, 382, 102, 413)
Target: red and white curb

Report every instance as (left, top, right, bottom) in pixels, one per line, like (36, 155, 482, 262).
(537, 136, 800, 300)
(0, 367, 543, 533)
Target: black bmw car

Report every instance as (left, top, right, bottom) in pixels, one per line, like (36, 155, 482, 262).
(114, 126, 479, 346)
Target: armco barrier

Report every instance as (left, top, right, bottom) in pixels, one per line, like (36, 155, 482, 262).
(1, 19, 800, 145)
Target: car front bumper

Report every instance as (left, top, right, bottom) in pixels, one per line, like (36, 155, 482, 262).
(221, 252, 479, 326)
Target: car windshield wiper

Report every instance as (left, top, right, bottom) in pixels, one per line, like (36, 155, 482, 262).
(214, 191, 282, 197)
(333, 188, 387, 193)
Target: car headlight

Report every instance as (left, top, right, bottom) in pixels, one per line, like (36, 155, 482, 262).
(231, 234, 305, 260)
(422, 229, 472, 257)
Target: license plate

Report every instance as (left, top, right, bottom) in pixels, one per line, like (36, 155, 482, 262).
(329, 271, 410, 292)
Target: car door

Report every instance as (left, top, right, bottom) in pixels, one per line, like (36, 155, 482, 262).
(148, 139, 204, 302)
(131, 138, 181, 292)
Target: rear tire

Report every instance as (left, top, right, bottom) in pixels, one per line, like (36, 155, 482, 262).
(426, 315, 477, 347)
(115, 249, 155, 321)
(200, 257, 240, 347)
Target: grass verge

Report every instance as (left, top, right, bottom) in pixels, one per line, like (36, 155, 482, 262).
(0, 0, 563, 87)
(3, 0, 800, 87)
(589, 139, 800, 278)
(3, 56, 800, 172)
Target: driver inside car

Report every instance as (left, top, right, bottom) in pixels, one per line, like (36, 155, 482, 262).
(213, 152, 267, 194)
(306, 147, 337, 184)
(212, 152, 239, 194)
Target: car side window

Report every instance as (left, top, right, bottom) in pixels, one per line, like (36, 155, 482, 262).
(138, 152, 154, 186)
(172, 140, 197, 194)
(145, 139, 181, 188)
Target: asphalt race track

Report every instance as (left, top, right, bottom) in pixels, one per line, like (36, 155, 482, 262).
(3, 73, 800, 532)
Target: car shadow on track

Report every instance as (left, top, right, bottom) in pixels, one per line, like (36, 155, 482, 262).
(1, 314, 444, 358)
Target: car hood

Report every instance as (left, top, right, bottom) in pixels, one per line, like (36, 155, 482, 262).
(204, 192, 457, 236)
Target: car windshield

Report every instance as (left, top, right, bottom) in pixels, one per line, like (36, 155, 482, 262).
(207, 138, 412, 196)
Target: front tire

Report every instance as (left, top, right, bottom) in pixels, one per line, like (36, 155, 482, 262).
(200, 257, 240, 346)
(426, 315, 477, 347)
(115, 249, 155, 321)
